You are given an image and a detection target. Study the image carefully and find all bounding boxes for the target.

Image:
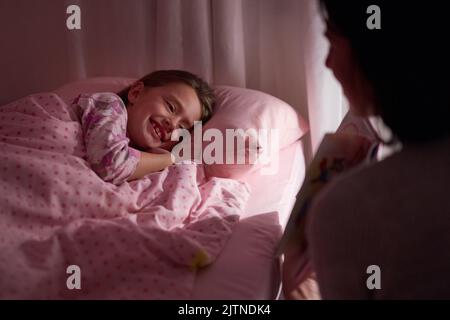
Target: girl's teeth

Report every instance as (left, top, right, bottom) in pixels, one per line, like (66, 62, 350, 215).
(151, 121, 161, 139)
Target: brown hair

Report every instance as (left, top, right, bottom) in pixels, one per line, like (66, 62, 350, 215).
(117, 70, 215, 124)
(319, 0, 450, 144)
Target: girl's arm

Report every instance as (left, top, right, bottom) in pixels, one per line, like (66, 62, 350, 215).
(127, 151, 174, 181)
(75, 92, 176, 184)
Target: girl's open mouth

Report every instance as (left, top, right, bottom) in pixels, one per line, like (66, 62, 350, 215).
(148, 119, 165, 142)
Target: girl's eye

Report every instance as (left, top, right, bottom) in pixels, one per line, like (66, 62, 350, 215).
(166, 101, 175, 113)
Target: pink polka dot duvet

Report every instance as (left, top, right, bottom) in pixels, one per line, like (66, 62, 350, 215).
(0, 93, 249, 299)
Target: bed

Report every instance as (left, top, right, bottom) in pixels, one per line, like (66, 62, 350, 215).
(0, 77, 307, 299)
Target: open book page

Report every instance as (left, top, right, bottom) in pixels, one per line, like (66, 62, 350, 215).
(276, 113, 380, 257)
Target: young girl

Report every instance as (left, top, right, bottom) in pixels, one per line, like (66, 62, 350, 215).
(73, 70, 215, 185)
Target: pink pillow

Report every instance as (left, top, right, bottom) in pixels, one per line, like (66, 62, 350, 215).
(199, 86, 308, 179)
(54, 78, 308, 179)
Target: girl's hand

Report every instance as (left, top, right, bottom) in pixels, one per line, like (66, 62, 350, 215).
(127, 150, 174, 181)
(146, 147, 172, 155)
(159, 139, 180, 152)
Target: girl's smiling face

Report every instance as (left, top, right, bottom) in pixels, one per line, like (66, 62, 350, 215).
(126, 81, 202, 150)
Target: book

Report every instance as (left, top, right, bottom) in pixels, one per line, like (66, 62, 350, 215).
(276, 112, 380, 258)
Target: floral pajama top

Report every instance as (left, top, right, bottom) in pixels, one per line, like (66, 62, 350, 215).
(72, 93, 141, 185)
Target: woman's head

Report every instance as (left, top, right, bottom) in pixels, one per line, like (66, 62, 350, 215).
(320, 0, 450, 144)
(118, 70, 215, 150)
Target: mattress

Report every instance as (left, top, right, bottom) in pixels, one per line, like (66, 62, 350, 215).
(192, 141, 305, 299)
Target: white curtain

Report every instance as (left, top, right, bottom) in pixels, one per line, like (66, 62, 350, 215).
(0, 0, 345, 158)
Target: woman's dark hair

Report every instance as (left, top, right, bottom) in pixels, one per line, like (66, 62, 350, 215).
(118, 70, 215, 123)
(319, 0, 450, 144)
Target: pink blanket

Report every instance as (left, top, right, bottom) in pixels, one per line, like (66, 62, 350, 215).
(0, 93, 249, 299)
